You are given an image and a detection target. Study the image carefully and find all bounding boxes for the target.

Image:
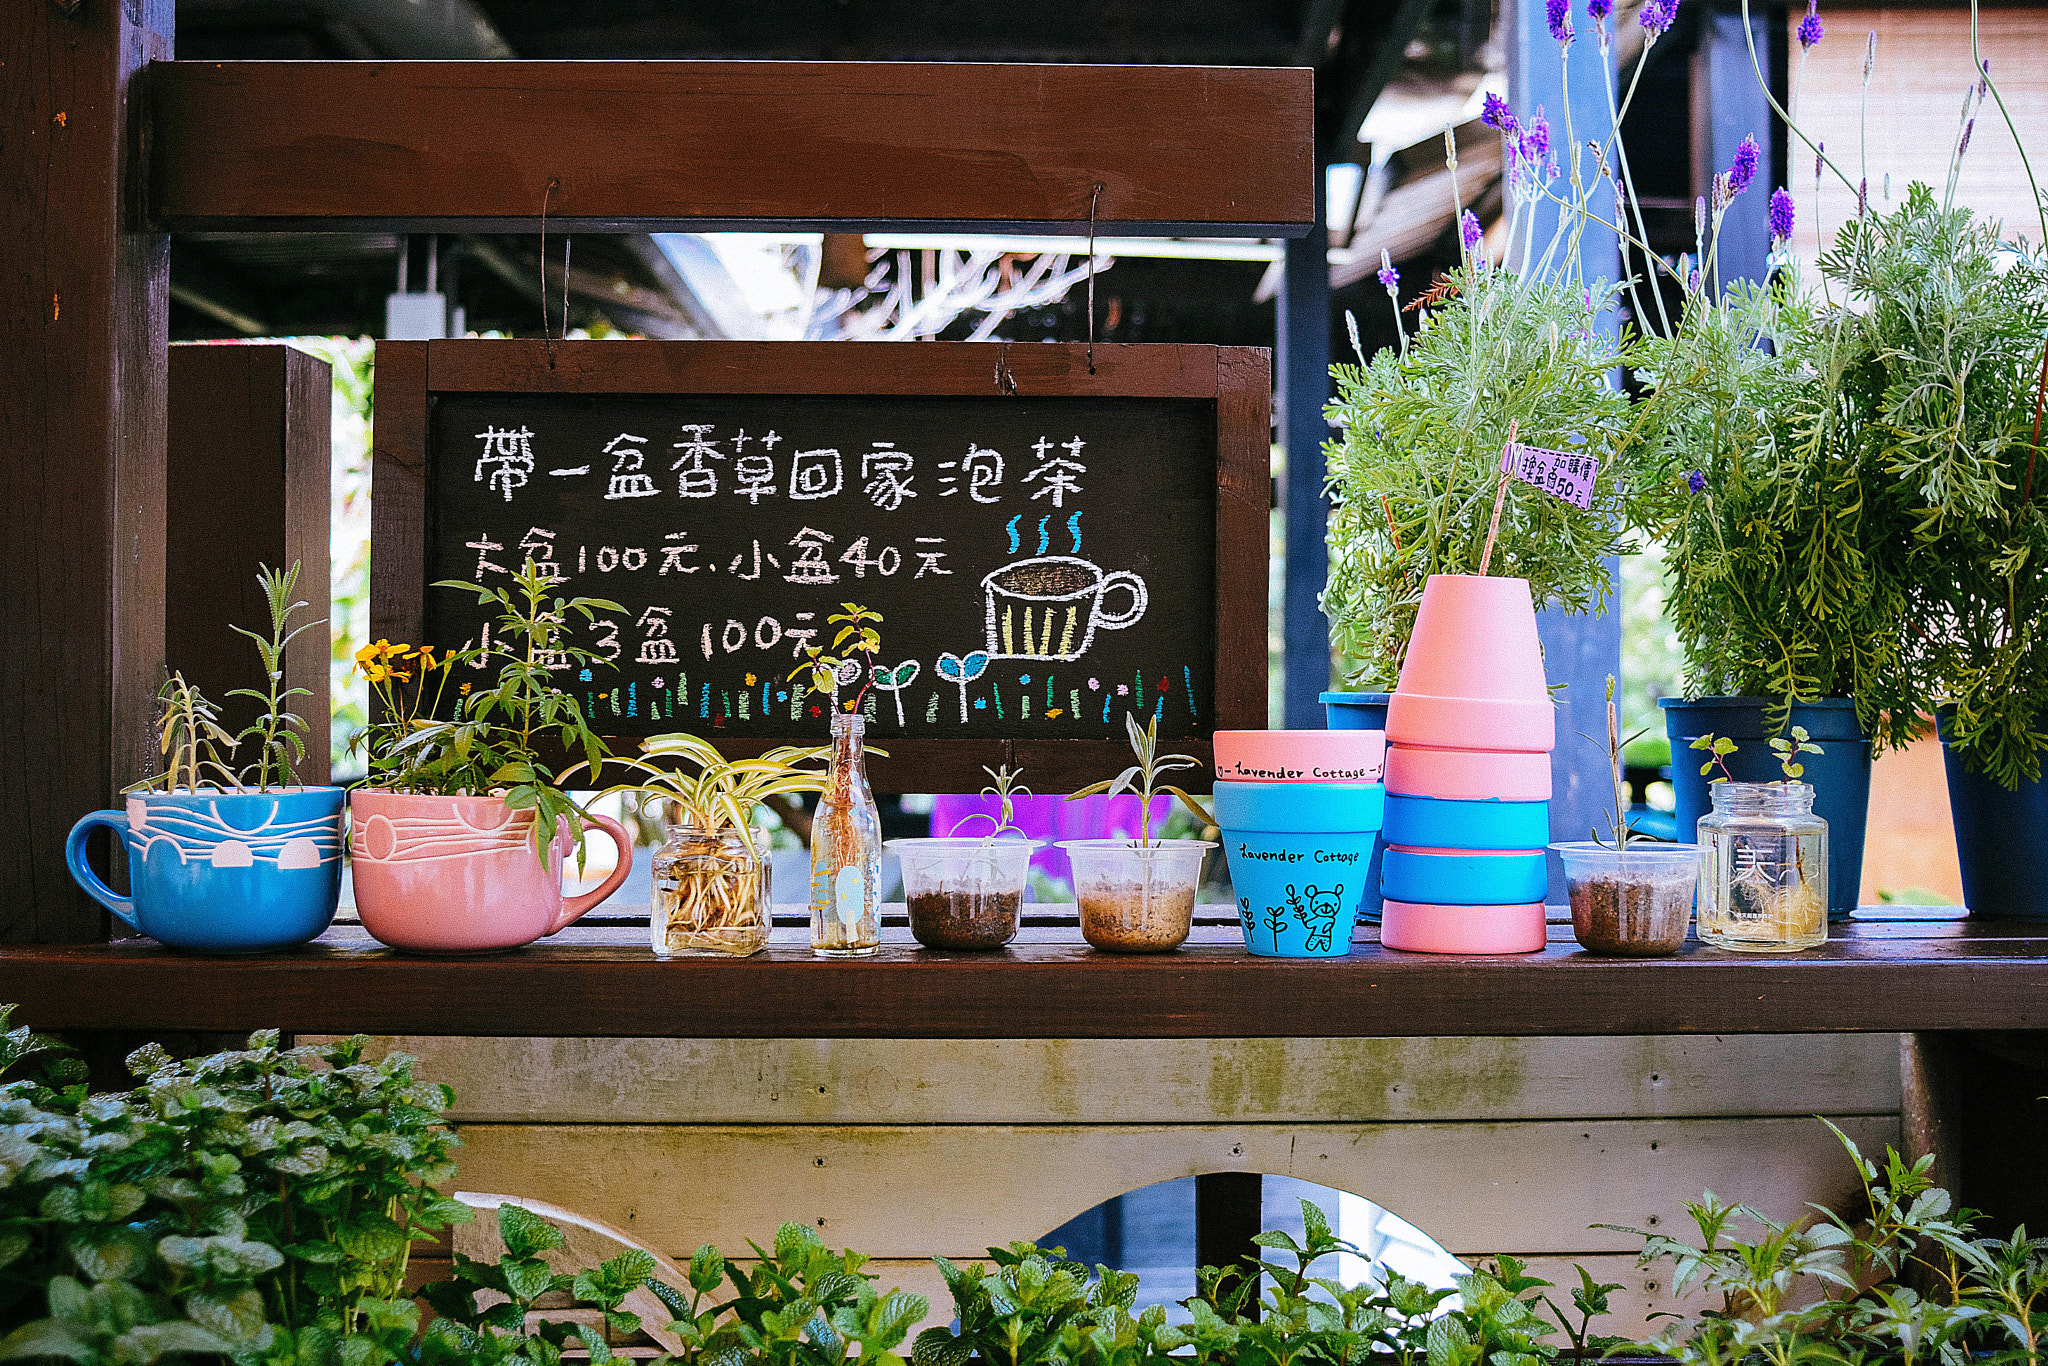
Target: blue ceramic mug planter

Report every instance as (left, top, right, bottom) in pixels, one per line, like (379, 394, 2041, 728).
(67, 788, 346, 952)
(1214, 781, 1384, 958)
(1380, 847, 1548, 905)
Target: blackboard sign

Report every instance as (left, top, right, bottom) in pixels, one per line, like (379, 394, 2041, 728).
(373, 341, 1269, 791)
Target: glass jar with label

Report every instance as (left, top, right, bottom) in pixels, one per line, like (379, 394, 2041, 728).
(809, 711, 882, 956)
(1695, 781, 1828, 952)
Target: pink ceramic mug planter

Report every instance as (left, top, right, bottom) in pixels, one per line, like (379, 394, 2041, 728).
(1387, 575, 1554, 753)
(350, 790, 633, 952)
(1212, 729, 1385, 784)
(1379, 899, 1547, 954)
(1385, 744, 1553, 801)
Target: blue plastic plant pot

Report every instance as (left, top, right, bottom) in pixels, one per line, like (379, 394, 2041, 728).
(1381, 793, 1550, 850)
(1662, 697, 1870, 920)
(1224, 829, 1374, 958)
(1939, 707, 2048, 919)
(1380, 847, 1548, 906)
(1212, 781, 1385, 833)
(1319, 692, 1391, 732)
(66, 787, 346, 953)
(1314, 695, 1391, 922)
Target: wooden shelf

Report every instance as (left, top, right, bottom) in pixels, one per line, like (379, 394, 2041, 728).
(2, 912, 2041, 1039)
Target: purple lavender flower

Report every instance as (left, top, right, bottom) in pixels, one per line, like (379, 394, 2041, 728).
(1589, 0, 1612, 20)
(1481, 91, 1518, 136)
(1377, 252, 1400, 293)
(1797, 0, 1823, 49)
(1640, 0, 1677, 37)
(1769, 186, 1796, 242)
(1728, 135, 1760, 196)
(1686, 470, 1707, 494)
(1519, 109, 1552, 165)
(1546, 0, 1574, 45)
(1460, 209, 1485, 256)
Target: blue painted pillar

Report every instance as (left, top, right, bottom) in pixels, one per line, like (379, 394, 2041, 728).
(1279, 166, 1331, 730)
(1698, 2, 1781, 291)
(1509, 0, 1622, 896)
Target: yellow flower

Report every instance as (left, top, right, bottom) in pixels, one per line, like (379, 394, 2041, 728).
(354, 642, 379, 666)
(417, 646, 439, 670)
(458, 682, 472, 695)
(363, 662, 391, 684)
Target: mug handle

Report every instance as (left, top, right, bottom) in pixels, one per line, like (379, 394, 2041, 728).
(1093, 571, 1150, 631)
(66, 811, 142, 932)
(552, 814, 634, 934)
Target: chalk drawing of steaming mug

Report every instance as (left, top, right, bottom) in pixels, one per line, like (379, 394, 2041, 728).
(982, 555, 1148, 662)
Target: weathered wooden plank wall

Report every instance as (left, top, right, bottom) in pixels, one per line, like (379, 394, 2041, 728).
(335, 1034, 1901, 1337)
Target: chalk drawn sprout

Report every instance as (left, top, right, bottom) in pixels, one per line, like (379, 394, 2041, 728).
(935, 650, 991, 723)
(871, 659, 922, 728)
(982, 555, 1147, 662)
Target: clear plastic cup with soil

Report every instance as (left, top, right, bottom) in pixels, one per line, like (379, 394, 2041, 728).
(889, 837, 1041, 950)
(1551, 841, 1705, 956)
(1057, 839, 1216, 952)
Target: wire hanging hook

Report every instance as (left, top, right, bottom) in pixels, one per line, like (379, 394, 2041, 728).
(1085, 182, 1103, 375)
(539, 177, 562, 367)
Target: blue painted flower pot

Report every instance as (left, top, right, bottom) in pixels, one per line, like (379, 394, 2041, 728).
(67, 787, 346, 953)
(1215, 782, 1383, 958)
(1662, 697, 1870, 920)
(1380, 847, 1548, 905)
(1317, 692, 1391, 922)
(1382, 793, 1550, 851)
(1939, 706, 2048, 919)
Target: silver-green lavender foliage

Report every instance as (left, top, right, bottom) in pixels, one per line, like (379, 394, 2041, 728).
(1323, 269, 1654, 690)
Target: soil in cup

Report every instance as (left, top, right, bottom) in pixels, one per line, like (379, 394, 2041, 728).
(1569, 873, 1693, 956)
(1078, 883, 1197, 952)
(907, 887, 1022, 950)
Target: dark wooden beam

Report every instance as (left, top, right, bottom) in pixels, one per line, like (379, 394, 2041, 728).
(166, 345, 333, 785)
(6, 920, 2048, 1038)
(0, 0, 173, 942)
(148, 61, 1315, 237)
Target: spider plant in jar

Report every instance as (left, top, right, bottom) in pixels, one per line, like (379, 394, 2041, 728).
(1059, 714, 1217, 953)
(1690, 728, 1829, 952)
(581, 734, 830, 958)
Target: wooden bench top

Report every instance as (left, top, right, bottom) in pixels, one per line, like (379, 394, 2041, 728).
(2, 909, 2040, 1039)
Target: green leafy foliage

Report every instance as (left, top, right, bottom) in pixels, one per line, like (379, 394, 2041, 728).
(1067, 713, 1215, 845)
(0, 1024, 464, 1366)
(1324, 268, 1655, 690)
(354, 560, 623, 864)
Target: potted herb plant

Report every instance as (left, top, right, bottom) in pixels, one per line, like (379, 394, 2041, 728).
(889, 765, 1042, 951)
(66, 563, 345, 953)
(572, 734, 831, 958)
(1551, 678, 1703, 955)
(347, 561, 634, 953)
(1058, 713, 1216, 953)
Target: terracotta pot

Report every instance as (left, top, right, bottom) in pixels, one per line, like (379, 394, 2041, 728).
(350, 790, 633, 952)
(1212, 729, 1385, 784)
(1384, 744, 1553, 801)
(1387, 575, 1553, 753)
(1379, 899, 1547, 954)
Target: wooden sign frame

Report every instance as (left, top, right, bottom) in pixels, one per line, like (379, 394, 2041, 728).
(372, 339, 1270, 794)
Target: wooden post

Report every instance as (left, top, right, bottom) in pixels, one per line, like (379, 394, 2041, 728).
(166, 344, 333, 785)
(1279, 168, 1332, 730)
(0, 0, 173, 942)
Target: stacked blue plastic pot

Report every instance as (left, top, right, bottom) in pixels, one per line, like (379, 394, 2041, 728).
(1212, 729, 1386, 958)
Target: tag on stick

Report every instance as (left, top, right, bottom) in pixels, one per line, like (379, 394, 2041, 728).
(1500, 442, 1599, 510)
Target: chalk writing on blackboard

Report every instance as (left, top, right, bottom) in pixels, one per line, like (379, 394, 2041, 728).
(423, 394, 1216, 741)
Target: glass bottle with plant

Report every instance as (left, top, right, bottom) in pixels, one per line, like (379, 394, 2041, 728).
(573, 735, 831, 958)
(790, 603, 888, 957)
(1551, 677, 1705, 956)
(891, 765, 1043, 951)
(1056, 713, 1218, 953)
(1689, 727, 1828, 952)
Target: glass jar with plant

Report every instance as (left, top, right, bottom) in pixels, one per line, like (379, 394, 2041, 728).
(65, 562, 346, 954)
(1550, 677, 1704, 956)
(890, 765, 1042, 951)
(346, 560, 637, 953)
(1689, 727, 1827, 952)
(574, 734, 830, 958)
(1058, 713, 1217, 953)
(790, 603, 888, 957)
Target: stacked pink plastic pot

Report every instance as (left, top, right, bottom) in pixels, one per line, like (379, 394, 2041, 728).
(1378, 575, 1554, 954)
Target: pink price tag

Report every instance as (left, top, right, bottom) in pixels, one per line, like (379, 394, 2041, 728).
(1500, 441, 1598, 510)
